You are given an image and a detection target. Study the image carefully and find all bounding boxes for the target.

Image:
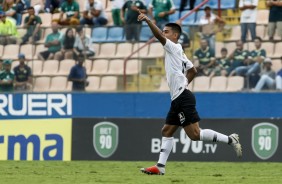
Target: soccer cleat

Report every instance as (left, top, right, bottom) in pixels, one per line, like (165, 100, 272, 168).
(229, 133, 242, 158)
(140, 165, 165, 175)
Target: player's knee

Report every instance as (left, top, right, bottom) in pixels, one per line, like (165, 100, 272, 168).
(161, 126, 173, 137)
(188, 130, 200, 141)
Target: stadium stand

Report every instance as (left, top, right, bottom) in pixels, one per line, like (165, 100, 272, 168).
(92, 27, 108, 43)
(2, 45, 20, 60)
(85, 59, 93, 73)
(49, 76, 68, 91)
(273, 43, 282, 58)
(115, 43, 133, 58)
(58, 59, 76, 76)
(126, 59, 141, 75)
(139, 26, 154, 42)
(86, 76, 100, 91)
(3, 0, 280, 93)
(20, 44, 35, 60)
(226, 76, 244, 92)
(106, 26, 124, 42)
(96, 43, 116, 58)
(99, 76, 118, 91)
(89, 59, 109, 75)
(41, 60, 59, 76)
(145, 43, 164, 58)
(33, 77, 51, 92)
(27, 60, 43, 76)
(193, 76, 210, 92)
(131, 43, 149, 58)
(107, 59, 124, 75)
(180, 10, 196, 25)
(209, 76, 228, 92)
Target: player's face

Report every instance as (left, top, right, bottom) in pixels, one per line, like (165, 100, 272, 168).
(162, 27, 178, 41)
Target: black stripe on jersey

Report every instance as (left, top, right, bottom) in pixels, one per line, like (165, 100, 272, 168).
(182, 62, 186, 74)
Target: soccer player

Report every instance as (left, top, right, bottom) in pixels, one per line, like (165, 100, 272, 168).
(137, 10, 242, 175)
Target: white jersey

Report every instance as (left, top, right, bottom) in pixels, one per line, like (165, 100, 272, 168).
(163, 39, 194, 101)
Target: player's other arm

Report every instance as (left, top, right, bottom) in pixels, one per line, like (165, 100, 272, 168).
(137, 10, 166, 45)
(186, 67, 197, 84)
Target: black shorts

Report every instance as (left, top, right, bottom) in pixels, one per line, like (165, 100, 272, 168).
(39, 50, 56, 60)
(166, 89, 201, 127)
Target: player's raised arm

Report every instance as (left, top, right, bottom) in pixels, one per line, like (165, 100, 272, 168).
(137, 9, 166, 45)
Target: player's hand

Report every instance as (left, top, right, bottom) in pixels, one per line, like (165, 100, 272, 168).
(137, 9, 149, 22)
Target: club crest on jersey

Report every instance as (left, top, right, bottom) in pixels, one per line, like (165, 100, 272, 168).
(178, 112, 185, 124)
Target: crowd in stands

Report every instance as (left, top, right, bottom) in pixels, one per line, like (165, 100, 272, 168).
(0, 0, 281, 92)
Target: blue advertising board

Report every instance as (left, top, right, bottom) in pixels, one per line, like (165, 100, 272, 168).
(0, 92, 282, 119)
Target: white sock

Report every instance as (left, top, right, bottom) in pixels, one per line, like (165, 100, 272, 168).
(200, 129, 229, 143)
(157, 137, 174, 166)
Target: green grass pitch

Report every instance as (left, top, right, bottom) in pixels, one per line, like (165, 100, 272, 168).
(1, 161, 282, 184)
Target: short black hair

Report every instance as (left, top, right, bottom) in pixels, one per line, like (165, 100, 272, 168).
(254, 36, 262, 42)
(165, 23, 182, 39)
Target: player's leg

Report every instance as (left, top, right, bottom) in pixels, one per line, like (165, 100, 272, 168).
(183, 122, 242, 157)
(141, 101, 180, 175)
(140, 124, 178, 175)
(180, 89, 242, 157)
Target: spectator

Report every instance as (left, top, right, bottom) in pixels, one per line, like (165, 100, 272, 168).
(176, 20, 190, 50)
(121, 0, 146, 42)
(266, 0, 282, 41)
(2, 0, 17, 25)
(0, 11, 18, 45)
(68, 55, 88, 91)
(80, 0, 108, 26)
(193, 39, 216, 76)
(38, 21, 62, 61)
(148, 0, 176, 28)
(13, 53, 32, 91)
(111, 0, 124, 26)
(228, 40, 249, 75)
(74, 26, 95, 59)
(199, 6, 225, 52)
(210, 47, 231, 77)
(55, 28, 76, 60)
(234, 36, 266, 77)
(239, 0, 258, 42)
(252, 58, 276, 92)
(178, 30, 190, 50)
(276, 56, 282, 91)
(56, 0, 80, 25)
(44, 0, 63, 13)
(21, 6, 42, 44)
(0, 59, 14, 92)
(14, 0, 30, 25)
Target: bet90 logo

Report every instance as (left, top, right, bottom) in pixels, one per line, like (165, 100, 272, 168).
(93, 122, 119, 158)
(252, 122, 279, 160)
